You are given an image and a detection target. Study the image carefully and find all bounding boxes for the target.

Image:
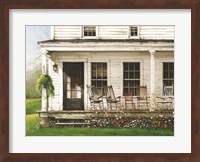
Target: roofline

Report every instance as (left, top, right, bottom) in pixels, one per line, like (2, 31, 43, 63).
(38, 39, 174, 45)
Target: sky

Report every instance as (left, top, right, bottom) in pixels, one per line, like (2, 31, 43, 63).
(26, 26, 50, 71)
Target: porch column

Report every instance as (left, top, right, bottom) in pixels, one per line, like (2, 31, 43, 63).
(149, 49, 156, 111)
(48, 54, 52, 111)
(41, 49, 48, 111)
(149, 49, 156, 95)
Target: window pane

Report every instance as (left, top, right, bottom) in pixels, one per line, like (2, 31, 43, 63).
(124, 72, 128, 79)
(169, 63, 174, 70)
(169, 71, 174, 78)
(163, 63, 169, 70)
(129, 63, 134, 70)
(124, 63, 128, 71)
(129, 72, 134, 79)
(163, 71, 168, 78)
(135, 63, 140, 70)
(135, 72, 140, 79)
(130, 81, 134, 87)
(124, 81, 128, 87)
(124, 88, 128, 95)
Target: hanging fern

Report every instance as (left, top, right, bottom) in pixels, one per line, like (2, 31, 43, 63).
(36, 74, 55, 97)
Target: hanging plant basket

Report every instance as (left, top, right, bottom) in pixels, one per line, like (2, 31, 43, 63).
(36, 74, 55, 97)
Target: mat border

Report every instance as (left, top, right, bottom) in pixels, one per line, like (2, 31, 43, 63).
(0, 0, 199, 161)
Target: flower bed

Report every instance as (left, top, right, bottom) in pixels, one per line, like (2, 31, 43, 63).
(90, 115, 174, 128)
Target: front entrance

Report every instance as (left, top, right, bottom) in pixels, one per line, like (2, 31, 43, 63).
(63, 62, 84, 110)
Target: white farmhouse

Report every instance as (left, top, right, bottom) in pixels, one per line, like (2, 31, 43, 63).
(38, 26, 174, 126)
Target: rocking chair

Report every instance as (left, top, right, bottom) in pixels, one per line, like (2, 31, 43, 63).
(156, 85, 174, 109)
(136, 85, 149, 109)
(87, 85, 103, 110)
(104, 85, 121, 110)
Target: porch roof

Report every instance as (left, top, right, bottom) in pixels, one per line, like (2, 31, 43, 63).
(38, 39, 174, 52)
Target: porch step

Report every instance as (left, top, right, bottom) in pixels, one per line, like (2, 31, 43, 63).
(55, 116, 90, 120)
(55, 122, 90, 126)
(54, 116, 91, 127)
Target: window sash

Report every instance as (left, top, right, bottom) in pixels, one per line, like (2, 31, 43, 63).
(91, 63, 107, 95)
(84, 26, 96, 37)
(130, 26, 139, 37)
(163, 62, 174, 95)
(123, 62, 140, 96)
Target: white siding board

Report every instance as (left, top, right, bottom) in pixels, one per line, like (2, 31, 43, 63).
(54, 26, 81, 39)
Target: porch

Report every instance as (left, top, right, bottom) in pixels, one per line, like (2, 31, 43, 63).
(38, 107, 174, 128)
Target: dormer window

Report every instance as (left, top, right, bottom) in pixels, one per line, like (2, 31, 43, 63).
(83, 26, 96, 37)
(129, 26, 139, 38)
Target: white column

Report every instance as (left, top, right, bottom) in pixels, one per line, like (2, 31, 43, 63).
(48, 54, 52, 111)
(149, 50, 156, 95)
(149, 50, 156, 111)
(41, 49, 48, 111)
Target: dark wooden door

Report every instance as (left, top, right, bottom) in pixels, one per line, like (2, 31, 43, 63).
(63, 62, 84, 110)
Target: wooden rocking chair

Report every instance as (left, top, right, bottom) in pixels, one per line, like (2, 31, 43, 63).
(125, 93, 135, 110)
(156, 85, 174, 109)
(104, 85, 121, 110)
(136, 85, 149, 109)
(87, 85, 103, 110)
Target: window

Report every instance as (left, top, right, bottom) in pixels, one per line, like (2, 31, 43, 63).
(123, 62, 140, 96)
(130, 26, 138, 37)
(163, 62, 174, 94)
(91, 63, 107, 95)
(83, 26, 96, 37)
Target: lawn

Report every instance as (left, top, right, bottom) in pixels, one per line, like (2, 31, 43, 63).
(26, 98, 41, 114)
(26, 98, 174, 136)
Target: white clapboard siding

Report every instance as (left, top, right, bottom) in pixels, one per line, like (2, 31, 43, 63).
(54, 26, 81, 39)
(53, 25, 174, 40)
(99, 26, 128, 39)
(140, 26, 174, 40)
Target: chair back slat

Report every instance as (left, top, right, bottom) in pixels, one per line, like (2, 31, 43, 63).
(164, 85, 173, 96)
(87, 85, 99, 99)
(105, 85, 116, 100)
(136, 85, 147, 100)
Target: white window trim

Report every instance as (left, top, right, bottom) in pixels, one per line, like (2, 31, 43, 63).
(81, 26, 99, 39)
(128, 26, 140, 39)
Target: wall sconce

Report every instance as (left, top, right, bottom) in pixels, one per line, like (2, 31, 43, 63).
(53, 64, 58, 72)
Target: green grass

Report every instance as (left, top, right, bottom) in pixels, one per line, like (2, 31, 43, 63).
(26, 98, 41, 114)
(26, 114, 40, 132)
(27, 127, 174, 136)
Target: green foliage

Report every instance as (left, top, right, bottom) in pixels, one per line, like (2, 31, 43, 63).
(36, 74, 55, 97)
(26, 98, 41, 114)
(26, 65, 42, 98)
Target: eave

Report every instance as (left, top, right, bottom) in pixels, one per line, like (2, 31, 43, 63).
(38, 39, 174, 52)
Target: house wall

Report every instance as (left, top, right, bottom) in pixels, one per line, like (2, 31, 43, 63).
(53, 26, 174, 40)
(48, 51, 174, 110)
